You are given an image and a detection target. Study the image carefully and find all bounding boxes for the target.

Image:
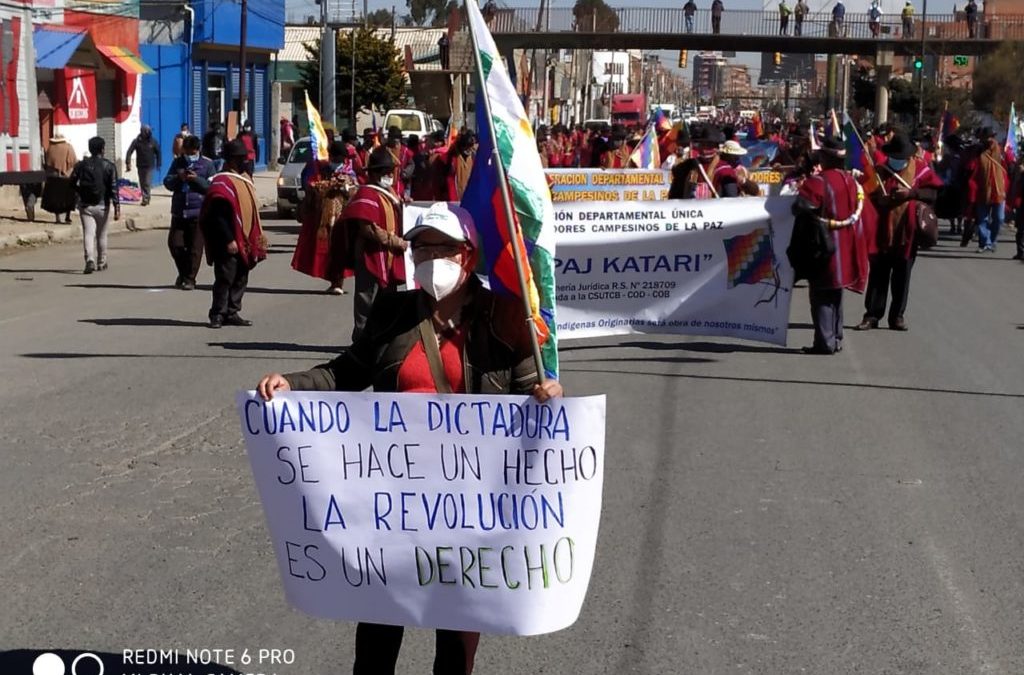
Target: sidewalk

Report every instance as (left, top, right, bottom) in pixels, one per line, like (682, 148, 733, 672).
(0, 171, 280, 252)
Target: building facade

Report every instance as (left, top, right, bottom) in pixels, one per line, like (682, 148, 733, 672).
(141, 0, 284, 176)
(32, 0, 149, 171)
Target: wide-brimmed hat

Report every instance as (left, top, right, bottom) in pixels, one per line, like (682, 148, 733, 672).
(404, 202, 479, 249)
(720, 140, 747, 156)
(881, 133, 915, 160)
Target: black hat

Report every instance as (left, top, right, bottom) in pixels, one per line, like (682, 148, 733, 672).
(881, 133, 914, 160)
(408, 134, 420, 146)
(820, 136, 846, 156)
(223, 140, 248, 159)
(328, 140, 347, 157)
(977, 126, 996, 140)
(703, 126, 725, 145)
(366, 147, 395, 173)
(944, 134, 963, 149)
(874, 122, 894, 136)
(341, 128, 357, 143)
(387, 126, 402, 140)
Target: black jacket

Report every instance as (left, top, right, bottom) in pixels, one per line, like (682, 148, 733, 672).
(70, 155, 120, 208)
(127, 136, 160, 169)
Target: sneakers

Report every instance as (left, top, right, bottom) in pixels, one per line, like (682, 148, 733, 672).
(97, 261, 108, 271)
(180, 280, 195, 291)
(327, 285, 346, 295)
(83, 260, 95, 274)
(223, 314, 253, 327)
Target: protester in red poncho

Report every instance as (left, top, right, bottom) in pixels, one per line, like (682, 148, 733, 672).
(340, 147, 407, 341)
(792, 137, 876, 354)
(857, 132, 943, 332)
(199, 140, 267, 328)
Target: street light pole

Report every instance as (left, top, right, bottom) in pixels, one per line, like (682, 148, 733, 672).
(239, 0, 248, 122)
(918, 0, 928, 123)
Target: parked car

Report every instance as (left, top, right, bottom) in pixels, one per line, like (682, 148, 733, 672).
(277, 137, 311, 217)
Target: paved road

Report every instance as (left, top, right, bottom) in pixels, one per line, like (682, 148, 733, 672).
(1, 214, 1023, 674)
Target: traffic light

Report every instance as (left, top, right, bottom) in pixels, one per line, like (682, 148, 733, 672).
(774, 52, 782, 66)
(679, 50, 688, 68)
(914, 56, 924, 69)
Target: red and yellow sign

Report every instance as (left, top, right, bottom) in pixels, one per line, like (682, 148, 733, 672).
(54, 67, 97, 125)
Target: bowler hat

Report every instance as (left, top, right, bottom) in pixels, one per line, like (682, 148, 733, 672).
(366, 147, 396, 173)
(223, 140, 248, 159)
(881, 133, 914, 160)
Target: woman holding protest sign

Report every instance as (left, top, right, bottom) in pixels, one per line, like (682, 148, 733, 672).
(256, 202, 563, 675)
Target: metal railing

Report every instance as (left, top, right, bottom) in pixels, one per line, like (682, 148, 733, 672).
(489, 7, 1024, 40)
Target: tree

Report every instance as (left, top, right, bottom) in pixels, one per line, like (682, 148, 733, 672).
(573, 0, 620, 32)
(406, 0, 457, 27)
(299, 28, 407, 125)
(971, 42, 1024, 119)
(366, 8, 394, 27)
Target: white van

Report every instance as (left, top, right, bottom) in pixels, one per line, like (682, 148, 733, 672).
(382, 109, 444, 141)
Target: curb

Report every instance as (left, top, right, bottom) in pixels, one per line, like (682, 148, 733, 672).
(0, 198, 275, 252)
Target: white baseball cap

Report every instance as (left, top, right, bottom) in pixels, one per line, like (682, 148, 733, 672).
(405, 202, 480, 249)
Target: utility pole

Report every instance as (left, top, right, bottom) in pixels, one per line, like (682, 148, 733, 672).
(239, 0, 248, 121)
(918, 0, 928, 123)
(322, 0, 337, 128)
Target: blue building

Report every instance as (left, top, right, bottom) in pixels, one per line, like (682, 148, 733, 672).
(140, 0, 284, 176)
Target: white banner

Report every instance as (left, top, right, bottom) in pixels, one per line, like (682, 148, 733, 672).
(554, 197, 796, 345)
(238, 391, 607, 636)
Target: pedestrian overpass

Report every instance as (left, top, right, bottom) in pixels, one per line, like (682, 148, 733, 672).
(489, 6, 1021, 56)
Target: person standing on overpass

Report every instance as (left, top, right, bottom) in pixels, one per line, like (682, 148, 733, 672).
(794, 0, 808, 35)
(684, 0, 697, 33)
(831, 0, 846, 36)
(711, 0, 724, 34)
(779, 0, 792, 35)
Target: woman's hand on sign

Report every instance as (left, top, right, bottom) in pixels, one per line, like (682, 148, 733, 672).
(257, 373, 291, 401)
(532, 378, 564, 403)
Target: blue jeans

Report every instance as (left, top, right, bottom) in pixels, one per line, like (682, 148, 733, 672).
(685, 15, 694, 32)
(976, 202, 1004, 249)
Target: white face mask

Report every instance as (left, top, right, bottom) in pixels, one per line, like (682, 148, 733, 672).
(379, 175, 395, 189)
(414, 258, 466, 301)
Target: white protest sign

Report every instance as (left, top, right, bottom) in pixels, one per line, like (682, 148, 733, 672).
(238, 391, 606, 636)
(553, 197, 796, 345)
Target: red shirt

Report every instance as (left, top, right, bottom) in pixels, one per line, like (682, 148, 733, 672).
(396, 327, 467, 393)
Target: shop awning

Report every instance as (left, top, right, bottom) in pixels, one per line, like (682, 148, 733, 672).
(97, 45, 154, 75)
(34, 27, 88, 69)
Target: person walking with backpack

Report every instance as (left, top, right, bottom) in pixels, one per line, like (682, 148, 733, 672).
(126, 125, 161, 206)
(868, 0, 882, 36)
(70, 136, 121, 274)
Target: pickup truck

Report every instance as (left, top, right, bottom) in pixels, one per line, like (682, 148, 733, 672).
(382, 109, 445, 141)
